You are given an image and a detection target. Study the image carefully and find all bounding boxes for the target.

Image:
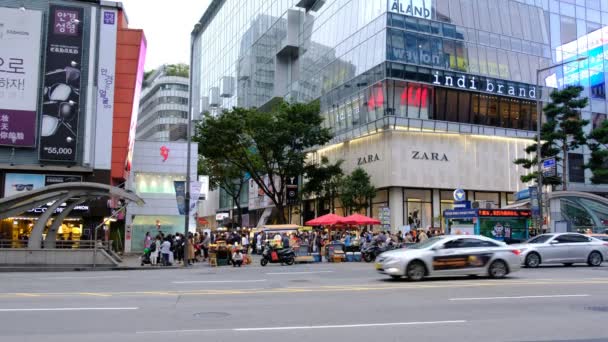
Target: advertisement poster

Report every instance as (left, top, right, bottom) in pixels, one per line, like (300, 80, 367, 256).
(198, 175, 209, 201)
(0, 8, 42, 147)
(4, 173, 45, 197)
(44, 174, 82, 186)
(174, 181, 186, 215)
(94, 9, 118, 169)
(479, 217, 527, 242)
(189, 181, 201, 214)
(39, 5, 84, 161)
(286, 176, 298, 205)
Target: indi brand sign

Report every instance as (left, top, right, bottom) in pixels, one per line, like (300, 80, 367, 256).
(432, 72, 537, 100)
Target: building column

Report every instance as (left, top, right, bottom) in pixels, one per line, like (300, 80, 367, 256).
(389, 187, 403, 233)
(432, 189, 441, 228)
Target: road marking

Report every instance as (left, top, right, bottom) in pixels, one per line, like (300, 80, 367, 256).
(0, 307, 138, 312)
(137, 320, 467, 334)
(172, 279, 267, 284)
(450, 294, 590, 301)
(39, 276, 127, 280)
(265, 271, 334, 275)
(1, 279, 607, 299)
(79, 292, 112, 297)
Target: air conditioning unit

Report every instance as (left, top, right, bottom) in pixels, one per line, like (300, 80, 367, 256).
(472, 200, 497, 209)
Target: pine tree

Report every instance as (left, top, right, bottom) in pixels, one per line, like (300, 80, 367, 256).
(586, 119, 608, 184)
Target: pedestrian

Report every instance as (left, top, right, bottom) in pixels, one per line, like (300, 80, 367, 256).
(202, 232, 210, 261)
(256, 232, 263, 254)
(150, 236, 161, 266)
(232, 248, 243, 267)
(241, 233, 249, 254)
(187, 233, 196, 265)
(160, 237, 171, 266)
(418, 229, 429, 242)
(282, 233, 290, 249)
(144, 232, 152, 250)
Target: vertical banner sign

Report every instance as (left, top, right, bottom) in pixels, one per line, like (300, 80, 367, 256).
(174, 181, 186, 215)
(189, 181, 202, 215)
(198, 175, 209, 200)
(286, 176, 298, 205)
(0, 8, 43, 147)
(529, 186, 540, 218)
(39, 5, 84, 161)
(94, 9, 117, 169)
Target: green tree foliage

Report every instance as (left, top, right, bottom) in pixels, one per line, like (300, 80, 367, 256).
(514, 85, 588, 189)
(194, 100, 331, 223)
(339, 168, 376, 215)
(302, 156, 344, 214)
(164, 63, 189, 77)
(586, 119, 608, 184)
(198, 158, 247, 227)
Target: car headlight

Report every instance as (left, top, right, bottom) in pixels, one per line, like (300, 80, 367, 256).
(376, 256, 386, 263)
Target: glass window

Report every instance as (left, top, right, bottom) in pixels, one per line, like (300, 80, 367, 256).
(434, 88, 447, 121)
(418, 35, 432, 66)
(443, 40, 456, 70)
(443, 238, 468, 249)
(457, 91, 470, 123)
(510, 99, 521, 129)
(405, 33, 419, 64)
(499, 98, 511, 128)
(486, 96, 499, 126)
(430, 21, 442, 35)
(390, 13, 405, 29)
(445, 89, 459, 122)
(568, 153, 585, 183)
(471, 93, 481, 124)
(560, 16, 577, 45)
(405, 17, 418, 31)
(430, 37, 444, 67)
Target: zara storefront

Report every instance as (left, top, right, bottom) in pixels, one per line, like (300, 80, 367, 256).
(312, 130, 532, 232)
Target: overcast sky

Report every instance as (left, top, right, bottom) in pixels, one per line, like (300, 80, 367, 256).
(119, 0, 211, 71)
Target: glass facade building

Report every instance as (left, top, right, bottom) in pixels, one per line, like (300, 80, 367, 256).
(192, 0, 608, 230)
(137, 66, 189, 142)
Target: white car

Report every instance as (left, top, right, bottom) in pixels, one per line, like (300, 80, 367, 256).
(514, 233, 608, 268)
(375, 235, 521, 281)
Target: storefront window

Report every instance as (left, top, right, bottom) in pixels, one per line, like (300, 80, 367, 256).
(404, 189, 432, 230)
(440, 190, 455, 230)
(135, 173, 186, 194)
(474, 192, 500, 207)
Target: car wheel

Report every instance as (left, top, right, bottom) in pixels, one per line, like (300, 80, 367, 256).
(285, 257, 295, 266)
(390, 275, 402, 280)
(406, 261, 426, 281)
(525, 253, 541, 268)
(587, 251, 603, 267)
(488, 260, 508, 279)
(563, 263, 574, 267)
(260, 258, 268, 266)
(363, 253, 374, 263)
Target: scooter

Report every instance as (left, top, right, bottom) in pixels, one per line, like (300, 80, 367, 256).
(361, 242, 401, 262)
(260, 243, 296, 266)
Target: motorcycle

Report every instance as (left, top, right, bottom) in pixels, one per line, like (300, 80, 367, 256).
(361, 242, 402, 262)
(260, 243, 296, 266)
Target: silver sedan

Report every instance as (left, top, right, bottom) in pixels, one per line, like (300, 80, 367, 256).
(514, 233, 608, 268)
(375, 235, 521, 281)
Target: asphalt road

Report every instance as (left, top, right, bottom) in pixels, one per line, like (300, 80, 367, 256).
(0, 261, 607, 342)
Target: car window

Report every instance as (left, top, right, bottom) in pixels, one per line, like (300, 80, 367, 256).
(467, 239, 500, 247)
(555, 234, 590, 243)
(408, 236, 444, 249)
(526, 235, 553, 243)
(443, 239, 468, 249)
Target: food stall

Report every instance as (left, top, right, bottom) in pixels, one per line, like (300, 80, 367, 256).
(443, 208, 531, 243)
(259, 224, 313, 263)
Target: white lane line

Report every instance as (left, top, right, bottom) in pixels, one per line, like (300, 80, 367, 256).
(137, 320, 467, 334)
(39, 276, 127, 280)
(450, 294, 590, 301)
(265, 271, 334, 275)
(172, 280, 267, 284)
(0, 307, 138, 312)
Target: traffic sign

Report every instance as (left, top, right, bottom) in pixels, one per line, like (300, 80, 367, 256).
(542, 157, 557, 177)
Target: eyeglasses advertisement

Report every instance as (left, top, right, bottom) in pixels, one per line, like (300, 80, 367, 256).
(39, 5, 84, 162)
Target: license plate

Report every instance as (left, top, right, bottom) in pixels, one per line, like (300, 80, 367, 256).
(375, 263, 382, 270)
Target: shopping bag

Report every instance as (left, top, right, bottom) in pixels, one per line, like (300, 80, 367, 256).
(271, 251, 279, 261)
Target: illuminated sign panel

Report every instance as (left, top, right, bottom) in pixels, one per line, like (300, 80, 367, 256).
(478, 209, 531, 218)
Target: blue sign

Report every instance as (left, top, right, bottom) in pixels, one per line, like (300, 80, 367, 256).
(542, 158, 556, 169)
(454, 200, 471, 209)
(453, 189, 466, 201)
(529, 186, 540, 218)
(443, 209, 478, 219)
(542, 157, 557, 177)
(515, 188, 530, 201)
(173, 181, 186, 215)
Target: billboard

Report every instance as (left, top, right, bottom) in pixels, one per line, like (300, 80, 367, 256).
(0, 7, 43, 147)
(39, 5, 84, 161)
(4, 173, 45, 197)
(94, 9, 118, 169)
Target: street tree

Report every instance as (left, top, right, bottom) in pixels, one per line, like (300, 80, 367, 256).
(586, 119, 608, 184)
(198, 158, 247, 227)
(302, 156, 344, 215)
(339, 168, 376, 215)
(194, 100, 332, 223)
(514, 85, 588, 189)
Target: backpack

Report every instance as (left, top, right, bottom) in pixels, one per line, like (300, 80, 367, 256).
(149, 242, 156, 252)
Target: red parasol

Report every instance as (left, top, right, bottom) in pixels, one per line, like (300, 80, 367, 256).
(305, 213, 347, 226)
(343, 213, 381, 225)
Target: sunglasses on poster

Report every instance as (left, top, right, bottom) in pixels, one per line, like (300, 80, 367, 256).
(12, 184, 34, 191)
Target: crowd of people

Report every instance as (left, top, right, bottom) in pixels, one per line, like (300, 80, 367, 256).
(142, 228, 445, 266)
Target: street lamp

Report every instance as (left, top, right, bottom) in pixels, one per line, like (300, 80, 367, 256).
(184, 22, 201, 268)
(534, 55, 587, 232)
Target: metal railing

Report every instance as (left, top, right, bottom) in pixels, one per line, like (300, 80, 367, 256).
(0, 240, 114, 251)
